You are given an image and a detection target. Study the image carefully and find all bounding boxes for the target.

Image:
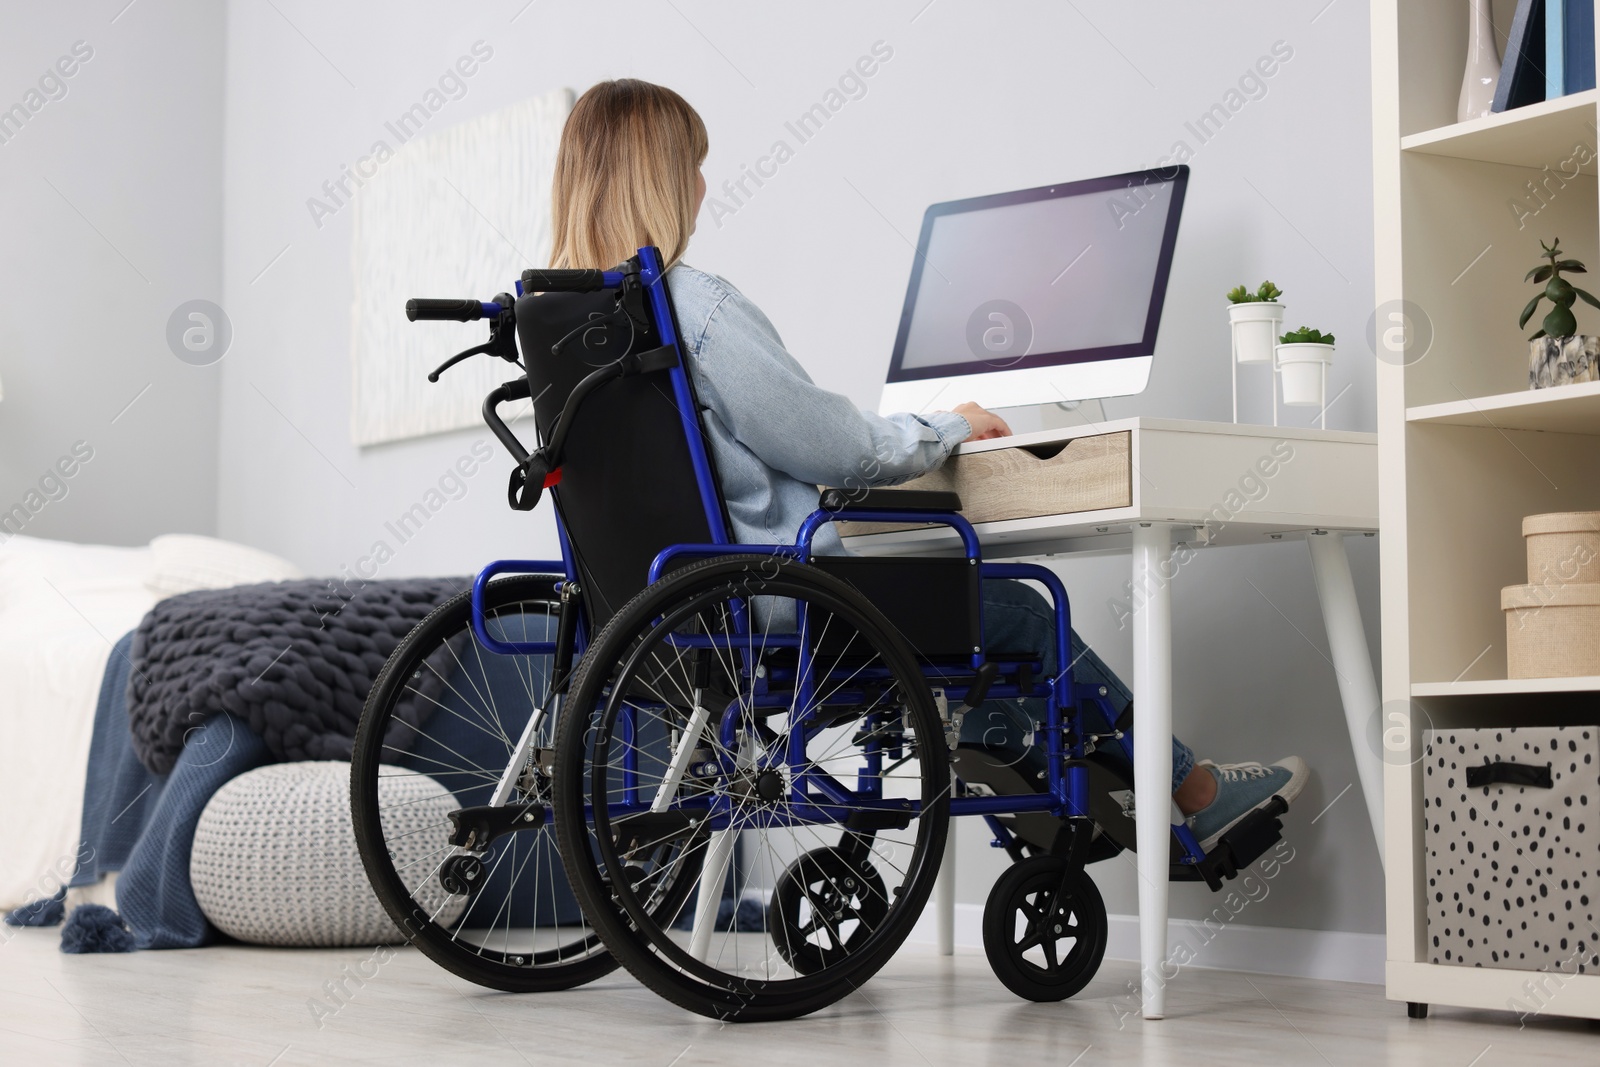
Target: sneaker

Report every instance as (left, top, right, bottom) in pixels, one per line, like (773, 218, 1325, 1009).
(1186, 756, 1309, 852)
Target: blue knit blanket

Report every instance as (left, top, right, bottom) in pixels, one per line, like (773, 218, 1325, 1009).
(3, 632, 270, 949)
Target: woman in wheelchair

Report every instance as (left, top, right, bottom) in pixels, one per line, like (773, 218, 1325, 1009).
(549, 79, 1308, 853)
(355, 77, 1315, 1023)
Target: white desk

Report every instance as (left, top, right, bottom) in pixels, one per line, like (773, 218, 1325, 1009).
(840, 417, 1380, 1020)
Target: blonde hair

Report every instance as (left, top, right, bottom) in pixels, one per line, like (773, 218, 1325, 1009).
(549, 80, 708, 271)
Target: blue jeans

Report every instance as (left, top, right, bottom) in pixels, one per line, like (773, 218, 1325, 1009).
(958, 578, 1196, 795)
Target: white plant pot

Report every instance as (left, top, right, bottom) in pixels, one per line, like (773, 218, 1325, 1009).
(1229, 302, 1284, 364)
(1275, 343, 1334, 407)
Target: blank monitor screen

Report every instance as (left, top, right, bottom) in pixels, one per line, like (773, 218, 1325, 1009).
(887, 167, 1188, 383)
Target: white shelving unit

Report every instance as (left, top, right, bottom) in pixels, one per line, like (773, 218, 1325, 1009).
(1400, 87, 1600, 169)
(1374, 2, 1600, 1021)
(1412, 675, 1600, 698)
(1406, 379, 1600, 432)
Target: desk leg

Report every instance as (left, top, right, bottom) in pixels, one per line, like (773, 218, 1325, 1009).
(1130, 522, 1174, 1020)
(689, 828, 736, 961)
(1306, 531, 1384, 861)
(934, 816, 956, 955)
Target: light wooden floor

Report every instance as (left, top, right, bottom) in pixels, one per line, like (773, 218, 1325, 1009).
(2, 928, 1596, 1065)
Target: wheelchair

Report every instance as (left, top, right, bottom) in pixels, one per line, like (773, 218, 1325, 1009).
(350, 245, 1289, 1021)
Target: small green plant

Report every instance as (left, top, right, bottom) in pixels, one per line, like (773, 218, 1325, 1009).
(1227, 280, 1283, 304)
(1279, 326, 1335, 345)
(1520, 238, 1600, 339)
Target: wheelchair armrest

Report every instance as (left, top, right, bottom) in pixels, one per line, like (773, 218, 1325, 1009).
(819, 487, 963, 513)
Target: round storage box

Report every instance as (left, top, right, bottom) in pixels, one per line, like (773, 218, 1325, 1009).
(1503, 582, 1600, 679)
(190, 761, 466, 946)
(1524, 512, 1600, 585)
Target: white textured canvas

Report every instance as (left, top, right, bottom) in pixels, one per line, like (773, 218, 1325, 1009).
(351, 88, 573, 447)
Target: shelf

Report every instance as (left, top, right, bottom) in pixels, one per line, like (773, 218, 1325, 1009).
(1401, 90, 1600, 172)
(1413, 675, 1600, 697)
(1389, 961, 1600, 1019)
(1406, 379, 1600, 434)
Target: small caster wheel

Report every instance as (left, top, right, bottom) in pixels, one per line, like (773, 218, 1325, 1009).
(1406, 1001, 1428, 1020)
(982, 855, 1107, 1002)
(769, 847, 887, 975)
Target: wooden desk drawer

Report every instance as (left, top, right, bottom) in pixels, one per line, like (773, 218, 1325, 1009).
(839, 430, 1131, 533)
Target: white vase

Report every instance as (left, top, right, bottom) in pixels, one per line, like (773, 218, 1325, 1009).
(1229, 301, 1284, 364)
(1276, 343, 1334, 406)
(1459, 0, 1501, 123)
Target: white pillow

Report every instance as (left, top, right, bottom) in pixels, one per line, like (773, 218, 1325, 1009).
(144, 534, 303, 598)
(0, 535, 153, 615)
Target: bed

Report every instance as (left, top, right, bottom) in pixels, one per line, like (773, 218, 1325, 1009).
(0, 534, 301, 912)
(3, 536, 740, 952)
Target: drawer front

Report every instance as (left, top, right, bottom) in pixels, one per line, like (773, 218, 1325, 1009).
(1424, 727, 1600, 974)
(839, 430, 1132, 536)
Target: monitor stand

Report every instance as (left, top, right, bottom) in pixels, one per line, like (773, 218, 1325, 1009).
(992, 398, 1110, 436)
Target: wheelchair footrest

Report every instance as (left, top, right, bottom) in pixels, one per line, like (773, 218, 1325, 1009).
(1169, 796, 1288, 891)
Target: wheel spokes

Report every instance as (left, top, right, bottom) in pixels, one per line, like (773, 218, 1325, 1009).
(576, 565, 948, 998)
(363, 588, 606, 973)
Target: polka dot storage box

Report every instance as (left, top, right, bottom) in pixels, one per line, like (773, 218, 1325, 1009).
(1424, 727, 1600, 974)
(190, 761, 465, 946)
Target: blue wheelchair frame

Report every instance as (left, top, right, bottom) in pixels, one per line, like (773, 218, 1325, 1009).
(467, 245, 1207, 868)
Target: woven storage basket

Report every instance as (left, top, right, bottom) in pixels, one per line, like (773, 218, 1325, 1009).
(1524, 512, 1600, 586)
(1502, 582, 1600, 679)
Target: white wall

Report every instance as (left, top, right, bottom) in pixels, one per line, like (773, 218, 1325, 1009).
(0, 1, 223, 546)
(208, 1, 1381, 941)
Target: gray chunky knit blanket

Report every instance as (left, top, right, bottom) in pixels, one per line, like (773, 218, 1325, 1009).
(126, 578, 464, 775)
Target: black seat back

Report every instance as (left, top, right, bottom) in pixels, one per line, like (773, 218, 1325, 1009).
(514, 279, 722, 630)
(512, 264, 978, 663)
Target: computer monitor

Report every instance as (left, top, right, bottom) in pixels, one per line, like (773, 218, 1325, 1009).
(878, 166, 1188, 415)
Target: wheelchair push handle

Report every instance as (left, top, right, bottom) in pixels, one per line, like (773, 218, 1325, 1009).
(519, 268, 626, 293)
(405, 298, 504, 322)
(406, 271, 624, 323)
(405, 256, 639, 514)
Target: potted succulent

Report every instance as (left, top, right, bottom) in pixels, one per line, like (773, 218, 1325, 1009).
(1275, 326, 1334, 407)
(1521, 238, 1600, 389)
(1227, 280, 1284, 365)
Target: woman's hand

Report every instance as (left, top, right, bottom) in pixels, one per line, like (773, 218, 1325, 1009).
(950, 402, 1013, 442)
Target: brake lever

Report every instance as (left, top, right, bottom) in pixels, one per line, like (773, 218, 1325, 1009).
(426, 292, 519, 382)
(428, 343, 493, 381)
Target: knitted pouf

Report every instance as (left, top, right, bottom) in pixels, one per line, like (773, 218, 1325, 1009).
(190, 761, 465, 946)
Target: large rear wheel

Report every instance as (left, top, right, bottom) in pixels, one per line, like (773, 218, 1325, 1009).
(553, 555, 950, 1021)
(351, 575, 697, 992)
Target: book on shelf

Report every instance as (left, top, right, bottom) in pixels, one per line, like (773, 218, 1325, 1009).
(1547, 0, 1596, 97)
(1565, 0, 1597, 95)
(1548, 0, 1565, 98)
(1494, 0, 1547, 112)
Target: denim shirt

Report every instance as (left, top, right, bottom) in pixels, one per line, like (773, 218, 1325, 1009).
(666, 263, 971, 556)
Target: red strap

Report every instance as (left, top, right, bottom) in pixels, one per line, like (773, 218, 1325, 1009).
(542, 467, 563, 488)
